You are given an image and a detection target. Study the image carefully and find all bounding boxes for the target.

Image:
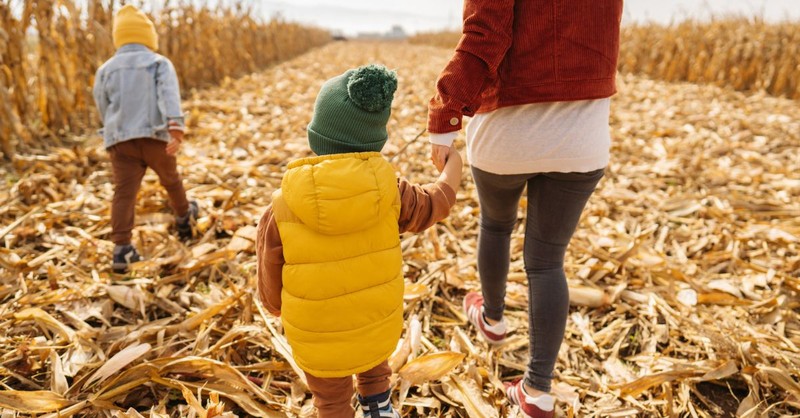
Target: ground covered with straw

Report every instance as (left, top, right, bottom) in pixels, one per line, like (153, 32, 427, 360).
(1, 42, 799, 417)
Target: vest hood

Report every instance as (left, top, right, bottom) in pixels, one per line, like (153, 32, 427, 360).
(280, 152, 397, 236)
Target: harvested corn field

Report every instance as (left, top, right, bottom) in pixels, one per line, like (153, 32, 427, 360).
(1, 41, 800, 417)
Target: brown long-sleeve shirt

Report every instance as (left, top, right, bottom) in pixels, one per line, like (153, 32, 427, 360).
(256, 179, 456, 316)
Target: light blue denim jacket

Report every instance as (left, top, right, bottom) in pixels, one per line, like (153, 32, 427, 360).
(93, 44, 185, 149)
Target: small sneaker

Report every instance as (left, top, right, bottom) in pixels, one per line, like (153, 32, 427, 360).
(176, 200, 199, 240)
(358, 389, 400, 418)
(112, 244, 141, 274)
(463, 292, 507, 345)
(505, 379, 555, 418)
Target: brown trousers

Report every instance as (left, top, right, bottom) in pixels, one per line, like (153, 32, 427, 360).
(305, 361, 392, 418)
(108, 138, 189, 245)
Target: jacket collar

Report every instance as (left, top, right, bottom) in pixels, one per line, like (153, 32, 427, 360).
(115, 43, 151, 54)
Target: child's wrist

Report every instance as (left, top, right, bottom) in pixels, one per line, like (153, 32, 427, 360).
(169, 131, 184, 142)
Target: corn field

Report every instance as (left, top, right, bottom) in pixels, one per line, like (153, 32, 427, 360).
(409, 19, 800, 101)
(618, 19, 800, 100)
(1, 6, 800, 418)
(406, 32, 460, 50)
(0, 0, 330, 158)
(1, 39, 799, 417)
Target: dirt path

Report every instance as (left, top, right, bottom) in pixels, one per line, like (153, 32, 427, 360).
(1, 42, 799, 417)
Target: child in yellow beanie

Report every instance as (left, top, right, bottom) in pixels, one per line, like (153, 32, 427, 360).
(93, 4, 198, 273)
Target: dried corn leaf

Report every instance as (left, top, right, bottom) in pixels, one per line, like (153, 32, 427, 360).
(49, 351, 69, 395)
(83, 343, 151, 388)
(757, 366, 800, 399)
(153, 376, 282, 417)
(399, 352, 466, 386)
(446, 375, 499, 418)
(13, 308, 75, 341)
(106, 285, 148, 311)
(0, 390, 74, 413)
(226, 225, 257, 252)
(615, 369, 705, 397)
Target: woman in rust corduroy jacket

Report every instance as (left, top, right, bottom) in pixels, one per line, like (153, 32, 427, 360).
(427, 2, 623, 417)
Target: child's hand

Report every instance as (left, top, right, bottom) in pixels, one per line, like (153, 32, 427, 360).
(444, 145, 462, 170)
(166, 131, 183, 156)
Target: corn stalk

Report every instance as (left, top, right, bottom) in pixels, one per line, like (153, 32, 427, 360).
(0, 0, 330, 158)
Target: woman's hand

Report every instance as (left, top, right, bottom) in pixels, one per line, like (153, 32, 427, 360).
(438, 145, 463, 192)
(431, 143, 451, 173)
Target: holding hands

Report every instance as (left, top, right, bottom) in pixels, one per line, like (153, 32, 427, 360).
(431, 143, 452, 173)
(433, 144, 463, 193)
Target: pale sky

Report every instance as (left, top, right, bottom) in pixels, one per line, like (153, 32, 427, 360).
(259, 0, 800, 35)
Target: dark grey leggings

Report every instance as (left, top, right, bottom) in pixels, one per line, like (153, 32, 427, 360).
(471, 166, 604, 392)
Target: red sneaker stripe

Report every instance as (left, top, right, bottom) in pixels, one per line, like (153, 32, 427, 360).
(478, 320, 506, 341)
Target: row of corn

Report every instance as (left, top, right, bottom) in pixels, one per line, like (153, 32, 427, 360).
(618, 19, 799, 101)
(409, 18, 800, 100)
(0, 0, 330, 158)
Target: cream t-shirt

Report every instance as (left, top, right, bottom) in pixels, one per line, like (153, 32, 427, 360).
(430, 99, 611, 175)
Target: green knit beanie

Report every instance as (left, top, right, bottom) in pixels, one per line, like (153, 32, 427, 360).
(307, 64, 398, 155)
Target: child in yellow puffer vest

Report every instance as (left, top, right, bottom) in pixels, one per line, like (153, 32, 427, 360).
(256, 64, 462, 418)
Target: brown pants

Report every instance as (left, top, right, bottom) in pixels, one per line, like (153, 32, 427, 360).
(108, 138, 189, 245)
(305, 361, 392, 418)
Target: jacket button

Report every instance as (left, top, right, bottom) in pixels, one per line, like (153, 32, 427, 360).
(449, 117, 459, 126)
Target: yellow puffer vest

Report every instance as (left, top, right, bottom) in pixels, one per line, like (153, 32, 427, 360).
(271, 152, 403, 377)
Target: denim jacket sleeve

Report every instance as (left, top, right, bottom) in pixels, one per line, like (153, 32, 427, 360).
(155, 58, 185, 130)
(92, 66, 108, 124)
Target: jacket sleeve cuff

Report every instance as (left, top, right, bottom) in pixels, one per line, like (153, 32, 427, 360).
(167, 117, 186, 132)
(428, 132, 458, 146)
(427, 107, 464, 134)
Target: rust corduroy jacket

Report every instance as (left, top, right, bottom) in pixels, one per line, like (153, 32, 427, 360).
(428, 0, 624, 134)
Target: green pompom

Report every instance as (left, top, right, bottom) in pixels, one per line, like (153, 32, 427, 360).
(347, 64, 398, 112)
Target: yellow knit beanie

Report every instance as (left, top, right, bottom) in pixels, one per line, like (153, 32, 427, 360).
(113, 5, 159, 51)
